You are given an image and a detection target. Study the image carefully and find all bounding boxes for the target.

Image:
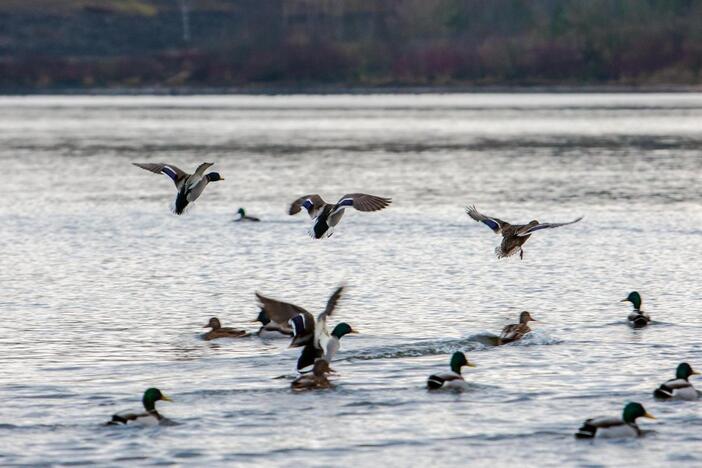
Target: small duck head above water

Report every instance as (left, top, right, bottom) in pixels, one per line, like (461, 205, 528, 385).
(622, 402, 655, 424)
(204, 317, 222, 330)
(519, 311, 537, 324)
(622, 291, 642, 310)
(206, 172, 224, 182)
(142, 387, 173, 412)
(237, 207, 246, 217)
(450, 351, 476, 374)
(331, 322, 358, 339)
(676, 362, 700, 380)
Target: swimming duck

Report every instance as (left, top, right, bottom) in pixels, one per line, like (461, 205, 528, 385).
(106, 388, 173, 426)
(621, 291, 650, 328)
(256, 286, 356, 371)
(133, 162, 224, 215)
(251, 308, 294, 338)
(574, 402, 655, 439)
(498, 311, 537, 345)
(202, 317, 249, 340)
(653, 362, 700, 400)
(465, 205, 582, 259)
(289, 193, 391, 239)
(291, 359, 333, 391)
(427, 352, 476, 390)
(235, 207, 260, 222)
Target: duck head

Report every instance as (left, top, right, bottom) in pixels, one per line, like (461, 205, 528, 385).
(622, 402, 655, 424)
(206, 172, 225, 182)
(621, 291, 642, 310)
(676, 362, 700, 380)
(142, 387, 173, 412)
(204, 317, 221, 330)
(519, 311, 537, 324)
(331, 322, 358, 339)
(251, 309, 270, 325)
(450, 351, 476, 374)
(238, 208, 246, 216)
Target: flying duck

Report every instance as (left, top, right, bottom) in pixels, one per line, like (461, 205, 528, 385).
(202, 317, 249, 340)
(574, 402, 655, 439)
(234, 208, 260, 222)
(291, 359, 333, 391)
(251, 308, 294, 338)
(256, 286, 357, 371)
(498, 311, 537, 345)
(621, 291, 650, 328)
(289, 193, 391, 239)
(427, 351, 476, 390)
(465, 205, 582, 259)
(133, 162, 224, 214)
(106, 388, 173, 426)
(653, 363, 700, 400)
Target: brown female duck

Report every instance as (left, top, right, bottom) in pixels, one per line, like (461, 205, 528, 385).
(202, 317, 249, 340)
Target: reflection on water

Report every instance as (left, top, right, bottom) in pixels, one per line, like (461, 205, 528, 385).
(1, 94, 701, 466)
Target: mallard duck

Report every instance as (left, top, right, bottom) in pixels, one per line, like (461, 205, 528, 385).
(256, 286, 356, 371)
(427, 352, 476, 390)
(251, 308, 293, 338)
(106, 388, 173, 426)
(498, 311, 537, 345)
(289, 193, 391, 239)
(291, 359, 333, 391)
(621, 291, 650, 328)
(465, 205, 582, 259)
(202, 317, 249, 340)
(133, 162, 224, 214)
(234, 207, 260, 222)
(653, 363, 700, 400)
(574, 402, 655, 439)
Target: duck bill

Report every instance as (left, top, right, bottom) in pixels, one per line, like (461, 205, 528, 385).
(161, 395, 174, 402)
(643, 412, 655, 419)
(349, 329, 360, 334)
(620, 299, 629, 302)
(465, 363, 477, 368)
(203, 324, 210, 328)
(691, 370, 701, 375)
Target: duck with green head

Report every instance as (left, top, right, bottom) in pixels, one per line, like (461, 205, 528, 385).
(235, 207, 260, 222)
(296, 322, 358, 372)
(575, 402, 655, 438)
(106, 388, 173, 426)
(654, 362, 701, 400)
(621, 291, 650, 328)
(427, 352, 476, 390)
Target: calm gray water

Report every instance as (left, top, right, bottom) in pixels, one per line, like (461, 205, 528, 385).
(1, 94, 701, 467)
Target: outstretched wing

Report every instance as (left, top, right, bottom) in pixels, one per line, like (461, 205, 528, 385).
(336, 193, 392, 212)
(192, 162, 214, 178)
(133, 162, 188, 187)
(516, 216, 583, 236)
(316, 285, 345, 322)
(465, 205, 506, 234)
(289, 194, 327, 218)
(256, 292, 315, 347)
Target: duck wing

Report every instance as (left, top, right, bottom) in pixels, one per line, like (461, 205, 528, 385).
(336, 193, 392, 212)
(107, 410, 151, 425)
(516, 216, 583, 236)
(255, 292, 315, 347)
(499, 323, 520, 341)
(289, 194, 327, 218)
(133, 162, 189, 187)
(465, 205, 507, 234)
(192, 162, 214, 178)
(315, 286, 345, 348)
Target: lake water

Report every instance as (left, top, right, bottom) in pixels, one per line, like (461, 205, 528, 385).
(1, 93, 701, 466)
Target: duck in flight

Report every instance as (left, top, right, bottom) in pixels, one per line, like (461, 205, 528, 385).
(289, 193, 391, 238)
(234, 208, 260, 222)
(202, 317, 249, 340)
(621, 291, 651, 328)
(574, 402, 655, 439)
(256, 286, 357, 372)
(106, 388, 174, 426)
(133, 162, 224, 214)
(466, 205, 582, 259)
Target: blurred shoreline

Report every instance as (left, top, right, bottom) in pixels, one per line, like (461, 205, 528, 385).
(2, 84, 702, 96)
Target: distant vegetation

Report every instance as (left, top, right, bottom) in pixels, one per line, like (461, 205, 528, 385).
(1, 0, 701, 91)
